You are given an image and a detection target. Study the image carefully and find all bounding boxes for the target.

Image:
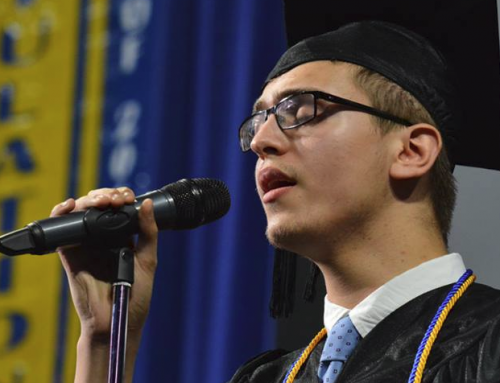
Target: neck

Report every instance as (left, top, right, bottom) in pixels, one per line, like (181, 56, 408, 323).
(303, 207, 448, 309)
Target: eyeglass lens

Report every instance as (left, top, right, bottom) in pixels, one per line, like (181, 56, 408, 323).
(240, 93, 316, 151)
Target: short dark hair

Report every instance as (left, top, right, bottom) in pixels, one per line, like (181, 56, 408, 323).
(352, 66, 457, 244)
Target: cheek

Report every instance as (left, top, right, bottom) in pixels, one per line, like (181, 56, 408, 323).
(299, 133, 357, 181)
(300, 134, 388, 202)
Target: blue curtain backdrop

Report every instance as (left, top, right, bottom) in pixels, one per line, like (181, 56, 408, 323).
(97, 0, 286, 381)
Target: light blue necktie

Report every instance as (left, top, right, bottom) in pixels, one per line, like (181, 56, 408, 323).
(318, 316, 361, 383)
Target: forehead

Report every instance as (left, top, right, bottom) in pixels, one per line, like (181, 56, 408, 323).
(255, 61, 365, 111)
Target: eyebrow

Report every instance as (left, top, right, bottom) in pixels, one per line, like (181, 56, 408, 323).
(252, 87, 322, 113)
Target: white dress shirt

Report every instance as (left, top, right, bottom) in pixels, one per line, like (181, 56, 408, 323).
(323, 252, 467, 337)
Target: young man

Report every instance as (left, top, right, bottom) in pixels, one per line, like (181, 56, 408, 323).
(228, 21, 500, 382)
(54, 21, 500, 382)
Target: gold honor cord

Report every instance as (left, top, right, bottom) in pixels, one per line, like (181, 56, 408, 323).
(283, 271, 476, 383)
(283, 328, 328, 383)
(409, 272, 476, 383)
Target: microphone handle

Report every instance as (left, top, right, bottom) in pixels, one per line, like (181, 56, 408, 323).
(20, 189, 176, 255)
(29, 205, 140, 253)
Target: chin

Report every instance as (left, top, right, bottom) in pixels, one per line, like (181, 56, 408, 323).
(265, 221, 312, 253)
(264, 210, 365, 257)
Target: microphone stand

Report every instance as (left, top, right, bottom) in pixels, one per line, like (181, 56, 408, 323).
(107, 247, 134, 383)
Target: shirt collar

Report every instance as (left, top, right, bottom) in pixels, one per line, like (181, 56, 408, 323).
(324, 253, 467, 337)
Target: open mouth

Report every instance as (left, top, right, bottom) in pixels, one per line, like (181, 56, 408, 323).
(265, 178, 296, 193)
(258, 167, 297, 196)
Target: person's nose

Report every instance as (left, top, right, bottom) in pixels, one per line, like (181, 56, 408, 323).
(250, 115, 291, 157)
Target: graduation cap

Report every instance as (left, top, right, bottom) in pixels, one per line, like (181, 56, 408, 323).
(281, 0, 500, 171)
(269, 0, 500, 318)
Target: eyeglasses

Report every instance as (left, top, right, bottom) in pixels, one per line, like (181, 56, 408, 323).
(238, 90, 414, 152)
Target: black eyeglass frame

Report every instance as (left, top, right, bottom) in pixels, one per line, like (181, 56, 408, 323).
(239, 90, 414, 152)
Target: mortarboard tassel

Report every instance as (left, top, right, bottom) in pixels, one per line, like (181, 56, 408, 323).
(303, 260, 320, 302)
(270, 249, 321, 318)
(270, 248, 297, 318)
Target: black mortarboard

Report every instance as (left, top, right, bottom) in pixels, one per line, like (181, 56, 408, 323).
(268, 0, 500, 318)
(281, 0, 500, 171)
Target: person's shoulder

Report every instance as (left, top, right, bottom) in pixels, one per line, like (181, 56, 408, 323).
(440, 282, 500, 334)
(227, 348, 300, 383)
(462, 283, 500, 337)
(468, 282, 500, 297)
(423, 283, 500, 381)
(460, 282, 500, 314)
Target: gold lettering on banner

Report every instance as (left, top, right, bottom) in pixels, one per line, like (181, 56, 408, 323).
(0, 0, 79, 381)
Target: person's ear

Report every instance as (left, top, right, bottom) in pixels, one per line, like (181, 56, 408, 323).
(389, 124, 442, 180)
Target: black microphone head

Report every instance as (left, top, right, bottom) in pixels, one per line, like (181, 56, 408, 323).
(162, 178, 230, 229)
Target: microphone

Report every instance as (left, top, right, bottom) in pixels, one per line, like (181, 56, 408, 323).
(0, 178, 230, 256)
